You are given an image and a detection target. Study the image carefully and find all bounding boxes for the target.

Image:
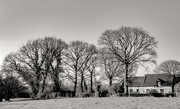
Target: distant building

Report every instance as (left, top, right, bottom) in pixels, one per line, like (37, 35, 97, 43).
(128, 74, 179, 94)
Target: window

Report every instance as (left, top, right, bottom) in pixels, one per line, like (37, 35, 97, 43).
(160, 89, 164, 93)
(130, 89, 133, 92)
(146, 89, 150, 93)
(136, 89, 139, 93)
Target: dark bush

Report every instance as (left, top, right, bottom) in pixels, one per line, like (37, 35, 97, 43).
(0, 95, 3, 102)
(113, 83, 124, 93)
(150, 93, 163, 97)
(149, 89, 163, 97)
(118, 93, 128, 97)
(118, 93, 150, 97)
(164, 93, 175, 97)
(82, 93, 91, 97)
(100, 89, 109, 97)
(129, 93, 150, 97)
(0, 79, 3, 102)
(16, 92, 30, 98)
(0, 76, 27, 101)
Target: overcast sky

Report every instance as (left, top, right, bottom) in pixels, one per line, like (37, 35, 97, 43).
(0, 0, 180, 76)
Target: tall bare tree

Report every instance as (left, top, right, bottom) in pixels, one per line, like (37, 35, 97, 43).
(40, 37, 68, 93)
(87, 53, 98, 94)
(2, 40, 43, 99)
(98, 26, 157, 94)
(1, 37, 67, 99)
(64, 41, 97, 96)
(79, 44, 97, 93)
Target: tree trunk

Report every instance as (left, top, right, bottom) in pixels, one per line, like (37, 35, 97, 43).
(31, 70, 41, 99)
(54, 78, 61, 92)
(109, 78, 112, 87)
(108, 78, 113, 95)
(73, 71, 78, 97)
(80, 73, 84, 93)
(90, 72, 93, 94)
(30, 81, 40, 99)
(84, 79, 88, 92)
(93, 72, 97, 87)
(41, 75, 47, 94)
(172, 74, 175, 93)
(124, 64, 129, 94)
(31, 89, 39, 99)
(42, 62, 50, 94)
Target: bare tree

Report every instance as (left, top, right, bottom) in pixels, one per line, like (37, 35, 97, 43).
(154, 60, 180, 75)
(64, 41, 87, 97)
(154, 60, 180, 92)
(98, 26, 157, 94)
(79, 44, 97, 93)
(99, 48, 124, 87)
(41, 37, 68, 93)
(99, 48, 124, 95)
(1, 37, 67, 99)
(2, 39, 43, 99)
(64, 41, 97, 96)
(87, 53, 98, 94)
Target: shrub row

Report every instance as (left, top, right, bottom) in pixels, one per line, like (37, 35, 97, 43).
(129, 93, 150, 97)
(117, 93, 175, 97)
(117, 93, 149, 97)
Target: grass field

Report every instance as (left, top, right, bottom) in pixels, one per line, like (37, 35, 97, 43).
(1, 97, 180, 109)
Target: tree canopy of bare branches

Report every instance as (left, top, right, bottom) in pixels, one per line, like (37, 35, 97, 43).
(98, 26, 157, 93)
(1, 37, 67, 99)
(64, 41, 97, 96)
(86, 52, 99, 94)
(154, 60, 180, 76)
(99, 47, 124, 87)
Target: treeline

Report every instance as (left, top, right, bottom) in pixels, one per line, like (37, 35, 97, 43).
(0, 26, 158, 100)
(1, 37, 99, 99)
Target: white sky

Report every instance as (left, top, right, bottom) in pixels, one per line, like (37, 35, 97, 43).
(0, 0, 180, 76)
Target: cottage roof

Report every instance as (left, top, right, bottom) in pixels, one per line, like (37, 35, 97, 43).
(144, 74, 173, 86)
(128, 77, 144, 87)
(128, 74, 174, 87)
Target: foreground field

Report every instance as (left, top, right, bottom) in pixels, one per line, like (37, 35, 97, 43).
(1, 97, 180, 109)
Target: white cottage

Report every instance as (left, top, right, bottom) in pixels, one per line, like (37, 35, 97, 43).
(128, 74, 177, 94)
